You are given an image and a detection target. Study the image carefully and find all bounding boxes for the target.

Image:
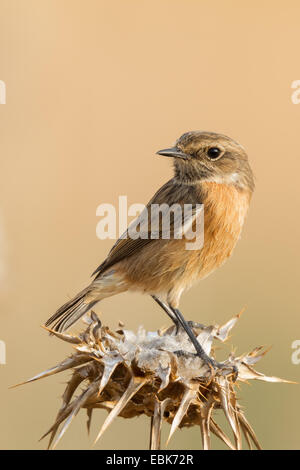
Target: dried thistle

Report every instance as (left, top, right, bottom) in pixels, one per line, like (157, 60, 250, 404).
(18, 311, 291, 450)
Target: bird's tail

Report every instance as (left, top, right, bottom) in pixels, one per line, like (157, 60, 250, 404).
(45, 286, 98, 333)
(45, 271, 128, 333)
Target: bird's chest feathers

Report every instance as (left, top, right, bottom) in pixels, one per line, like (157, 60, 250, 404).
(202, 182, 250, 236)
(188, 182, 251, 278)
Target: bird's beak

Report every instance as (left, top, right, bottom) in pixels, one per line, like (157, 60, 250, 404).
(156, 147, 188, 160)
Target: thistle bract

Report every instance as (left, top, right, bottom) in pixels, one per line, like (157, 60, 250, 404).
(19, 311, 290, 450)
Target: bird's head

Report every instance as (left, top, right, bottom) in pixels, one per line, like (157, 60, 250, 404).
(157, 131, 254, 192)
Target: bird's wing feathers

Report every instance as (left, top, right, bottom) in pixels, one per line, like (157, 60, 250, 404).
(93, 179, 202, 277)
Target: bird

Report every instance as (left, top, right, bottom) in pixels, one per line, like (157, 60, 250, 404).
(45, 131, 254, 371)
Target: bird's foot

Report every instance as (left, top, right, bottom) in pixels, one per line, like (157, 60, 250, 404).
(174, 320, 205, 335)
(173, 350, 197, 359)
(211, 361, 238, 382)
(173, 349, 238, 382)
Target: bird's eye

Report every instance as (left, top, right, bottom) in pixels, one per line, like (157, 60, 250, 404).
(207, 147, 222, 160)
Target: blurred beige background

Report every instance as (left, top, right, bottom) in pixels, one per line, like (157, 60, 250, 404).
(0, 0, 299, 450)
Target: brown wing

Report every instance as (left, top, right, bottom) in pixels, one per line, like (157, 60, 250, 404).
(93, 178, 202, 278)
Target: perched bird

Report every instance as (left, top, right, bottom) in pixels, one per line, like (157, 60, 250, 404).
(45, 131, 254, 371)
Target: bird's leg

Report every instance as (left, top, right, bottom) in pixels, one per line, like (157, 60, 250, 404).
(152, 296, 237, 379)
(152, 296, 205, 332)
(151, 295, 180, 333)
(169, 306, 238, 380)
(152, 296, 212, 363)
(168, 306, 215, 366)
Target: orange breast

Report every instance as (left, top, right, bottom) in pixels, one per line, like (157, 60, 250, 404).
(188, 182, 251, 280)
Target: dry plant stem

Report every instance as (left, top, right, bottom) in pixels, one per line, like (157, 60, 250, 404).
(16, 310, 292, 450)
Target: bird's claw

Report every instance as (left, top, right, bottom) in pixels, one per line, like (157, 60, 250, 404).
(210, 360, 239, 382)
(173, 349, 197, 359)
(173, 350, 238, 382)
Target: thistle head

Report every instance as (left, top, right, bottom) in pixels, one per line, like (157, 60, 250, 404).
(19, 311, 290, 450)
